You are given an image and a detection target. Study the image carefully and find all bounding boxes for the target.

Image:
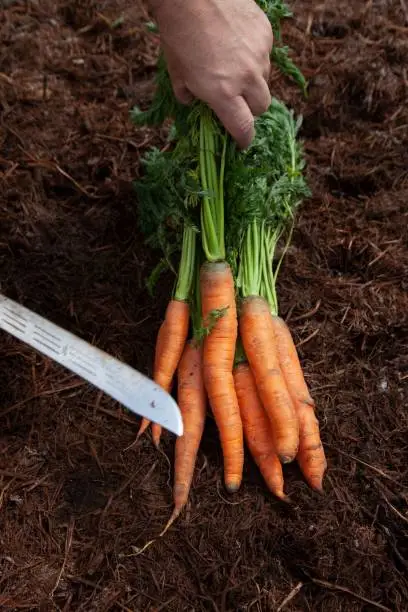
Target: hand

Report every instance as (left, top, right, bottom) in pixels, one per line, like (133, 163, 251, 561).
(150, 0, 273, 148)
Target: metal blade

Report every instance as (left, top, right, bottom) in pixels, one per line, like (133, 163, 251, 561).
(0, 294, 183, 436)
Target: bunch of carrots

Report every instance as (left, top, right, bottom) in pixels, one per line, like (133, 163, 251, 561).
(131, 0, 327, 529)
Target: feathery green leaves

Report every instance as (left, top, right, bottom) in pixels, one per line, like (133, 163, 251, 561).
(225, 98, 310, 309)
(256, 0, 307, 92)
(225, 98, 309, 244)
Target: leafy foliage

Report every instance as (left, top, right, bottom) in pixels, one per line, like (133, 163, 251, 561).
(272, 46, 307, 94)
(224, 98, 310, 274)
(133, 140, 200, 268)
(256, 0, 292, 40)
(226, 100, 309, 231)
(256, 0, 307, 92)
(132, 1, 309, 295)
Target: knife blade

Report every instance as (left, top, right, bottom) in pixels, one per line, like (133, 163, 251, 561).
(0, 294, 183, 436)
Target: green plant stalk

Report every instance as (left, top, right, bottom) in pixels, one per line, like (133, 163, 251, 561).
(217, 133, 227, 249)
(199, 110, 226, 262)
(260, 204, 297, 316)
(191, 248, 204, 343)
(174, 224, 197, 302)
(239, 220, 285, 317)
(239, 219, 263, 298)
(260, 225, 280, 315)
(199, 118, 218, 260)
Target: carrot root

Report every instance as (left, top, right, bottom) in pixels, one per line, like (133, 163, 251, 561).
(297, 406, 327, 493)
(137, 299, 190, 444)
(240, 296, 299, 463)
(201, 261, 244, 492)
(154, 299, 190, 389)
(173, 341, 206, 514)
(137, 417, 151, 439)
(270, 315, 327, 491)
(234, 362, 287, 500)
(152, 423, 162, 448)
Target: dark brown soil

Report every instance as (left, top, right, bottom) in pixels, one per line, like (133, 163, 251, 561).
(1, 1, 407, 610)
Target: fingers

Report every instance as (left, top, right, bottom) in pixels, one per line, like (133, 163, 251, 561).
(263, 57, 271, 82)
(166, 48, 195, 106)
(173, 83, 194, 105)
(244, 76, 271, 117)
(211, 95, 255, 149)
(211, 73, 271, 149)
(164, 42, 271, 149)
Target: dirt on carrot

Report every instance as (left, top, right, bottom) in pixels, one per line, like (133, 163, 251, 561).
(0, 0, 407, 611)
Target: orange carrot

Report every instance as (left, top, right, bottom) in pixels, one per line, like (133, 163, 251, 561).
(137, 321, 167, 438)
(154, 299, 190, 390)
(138, 299, 190, 445)
(239, 296, 299, 463)
(271, 315, 327, 491)
(200, 261, 244, 492)
(234, 362, 287, 500)
(165, 340, 206, 530)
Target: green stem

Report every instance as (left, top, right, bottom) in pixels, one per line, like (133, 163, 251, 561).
(273, 220, 292, 285)
(206, 125, 221, 242)
(191, 247, 203, 343)
(239, 218, 262, 298)
(260, 226, 279, 315)
(218, 134, 227, 255)
(199, 111, 226, 262)
(200, 118, 218, 261)
(174, 224, 197, 301)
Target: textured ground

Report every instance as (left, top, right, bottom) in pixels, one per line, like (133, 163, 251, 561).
(0, 1, 407, 610)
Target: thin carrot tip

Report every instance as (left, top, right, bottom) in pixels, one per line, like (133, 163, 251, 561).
(225, 482, 241, 494)
(280, 454, 296, 465)
(281, 494, 293, 505)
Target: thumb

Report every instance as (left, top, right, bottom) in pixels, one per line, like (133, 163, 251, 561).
(210, 95, 255, 149)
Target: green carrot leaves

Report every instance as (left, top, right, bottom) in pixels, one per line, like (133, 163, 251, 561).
(133, 1, 310, 307)
(225, 98, 310, 314)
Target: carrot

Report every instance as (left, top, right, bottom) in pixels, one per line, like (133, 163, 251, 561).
(137, 299, 190, 445)
(271, 315, 327, 491)
(239, 296, 299, 463)
(201, 261, 244, 492)
(234, 361, 287, 500)
(154, 299, 190, 391)
(162, 340, 206, 531)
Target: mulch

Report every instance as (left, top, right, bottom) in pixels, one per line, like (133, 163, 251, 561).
(0, 1, 407, 610)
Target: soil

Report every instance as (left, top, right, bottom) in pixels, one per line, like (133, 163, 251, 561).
(1, 1, 407, 611)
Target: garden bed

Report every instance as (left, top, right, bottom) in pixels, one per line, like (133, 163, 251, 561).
(0, 1, 407, 610)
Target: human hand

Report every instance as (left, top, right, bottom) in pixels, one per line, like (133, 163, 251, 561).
(149, 0, 273, 148)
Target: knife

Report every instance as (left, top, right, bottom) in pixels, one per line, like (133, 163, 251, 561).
(0, 294, 183, 436)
